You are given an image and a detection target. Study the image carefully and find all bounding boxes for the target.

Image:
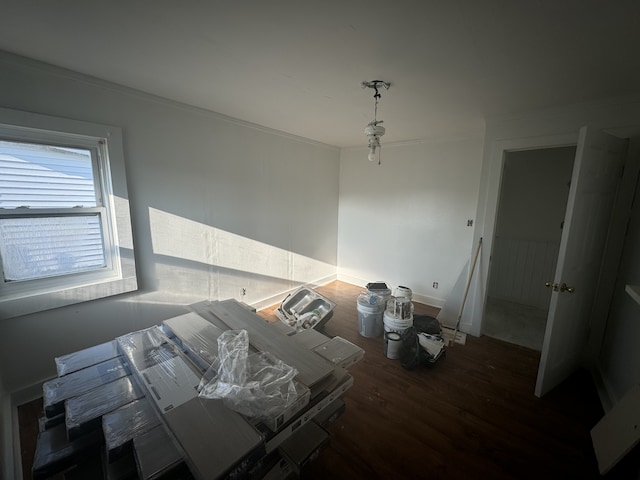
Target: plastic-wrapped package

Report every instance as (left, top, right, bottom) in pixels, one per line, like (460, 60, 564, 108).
(198, 330, 300, 420)
(162, 312, 225, 372)
(102, 397, 161, 462)
(31, 422, 103, 480)
(133, 425, 186, 480)
(65, 376, 145, 440)
(119, 326, 265, 480)
(117, 326, 180, 371)
(55, 340, 120, 376)
(43, 356, 130, 418)
(117, 326, 201, 414)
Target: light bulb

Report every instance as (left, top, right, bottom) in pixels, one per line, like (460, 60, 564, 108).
(368, 146, 377, 162)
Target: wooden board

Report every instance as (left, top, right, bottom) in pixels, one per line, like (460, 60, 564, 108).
(208, 299, 335, 388)
(591, 384, 640, 474)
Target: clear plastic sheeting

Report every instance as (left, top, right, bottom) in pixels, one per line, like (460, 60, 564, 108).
(65, 375, 145, 440)
(117, 326, 177, 369)
(117, 326, 202, 414)
(102, 398, 162, 460)
(43, 356, 130, 417)
(198, 330, 299, 419)
(55, 340, 120, 376)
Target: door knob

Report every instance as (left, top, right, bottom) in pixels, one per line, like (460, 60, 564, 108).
(559, 283, 575, 293)
(545, 282, 574, 293)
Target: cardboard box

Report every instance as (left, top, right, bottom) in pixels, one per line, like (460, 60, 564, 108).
(102, 449, 138, 480)
(118, 326, 265, 480)
(269, 320, 297, 337)
(162, 312, 225, 372)
(290, 328, 330, 350)
(44, 356, 130, 418)
(102, 397, 162, 463)
(55, 340, 120, 376)
(313, 398, 346, 428)
(163, 397, 265, 480)
(277, 420, 330, 475)
(264, 372, 353, 454)
(31, 422, 103, 480)
(39, 413, 64, 431)
(133, 425, 186, 480)
(261, 454, 294, 480)
(258, 381, 310, 433)
(312, 336, 364, 370)
(65, 376, 145, 441)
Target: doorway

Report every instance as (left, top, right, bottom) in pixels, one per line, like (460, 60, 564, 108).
(484, 146, 575, 350)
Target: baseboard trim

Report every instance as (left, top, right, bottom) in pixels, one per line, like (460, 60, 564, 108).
(412, 292, 445, 309)
(335, 273, 368, 288)
(337, 273, 444, 308)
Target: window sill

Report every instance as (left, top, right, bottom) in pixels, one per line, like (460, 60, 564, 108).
(0, 275, 138, 319)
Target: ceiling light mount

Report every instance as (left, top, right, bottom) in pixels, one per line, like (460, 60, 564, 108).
(362, 80, 390, 164)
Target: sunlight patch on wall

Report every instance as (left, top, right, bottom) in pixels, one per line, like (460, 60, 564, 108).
(149, 207, 335, 285)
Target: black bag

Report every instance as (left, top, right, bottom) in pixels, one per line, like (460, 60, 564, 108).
(399, 324, 445, 370)
(411, 314, 441, 334)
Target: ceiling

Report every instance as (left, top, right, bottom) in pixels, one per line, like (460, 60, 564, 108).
(1, 1, 640, 147)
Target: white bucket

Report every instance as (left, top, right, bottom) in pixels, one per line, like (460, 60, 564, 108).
(384, 331, 403, 359)
(383, 310, 413, 336)
(386, 296, 414, 320)
(357, 294, 384, 338)
(366, 282, 392, 307)
(394, 285, 412, 300)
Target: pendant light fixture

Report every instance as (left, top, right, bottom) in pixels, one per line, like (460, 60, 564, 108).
(362, 80, 390, 164)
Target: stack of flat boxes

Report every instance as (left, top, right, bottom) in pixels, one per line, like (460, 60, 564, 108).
(32, 298, 363, 480)
(180, 300, 363, 477)
(33, 340, 169, 479)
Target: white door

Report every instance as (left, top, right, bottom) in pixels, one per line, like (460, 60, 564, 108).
(535, 127, 627, 397)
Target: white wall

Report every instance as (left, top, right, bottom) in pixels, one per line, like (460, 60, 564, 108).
(337, 137, 484, 306)
(0, 52, 339, 396)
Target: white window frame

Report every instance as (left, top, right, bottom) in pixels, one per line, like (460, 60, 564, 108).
(0, 108, 137, 319)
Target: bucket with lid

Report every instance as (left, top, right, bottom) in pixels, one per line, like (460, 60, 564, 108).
(357, 293, 384, 338)
(394, 285, 412, 300)
(366, 281, 392, 306)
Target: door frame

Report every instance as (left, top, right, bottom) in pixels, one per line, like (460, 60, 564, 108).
(467, 132, 578, 339)
(470, 131, 639, 393)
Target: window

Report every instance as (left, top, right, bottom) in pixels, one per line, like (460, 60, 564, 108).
(0, 108, 137, 319)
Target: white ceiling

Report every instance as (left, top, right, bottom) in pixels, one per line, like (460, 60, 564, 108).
(1, 1, 640, 147)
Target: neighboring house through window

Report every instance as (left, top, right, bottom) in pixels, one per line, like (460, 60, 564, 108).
(0, 107, 137, 319)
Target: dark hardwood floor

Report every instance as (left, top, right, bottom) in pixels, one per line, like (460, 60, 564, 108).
(18, 281, 637, 479)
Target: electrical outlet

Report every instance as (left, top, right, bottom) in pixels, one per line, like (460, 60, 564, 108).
(433, 282, 438, 289)
(467, 219, 473, 227)
(240, 288, 247, 297)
